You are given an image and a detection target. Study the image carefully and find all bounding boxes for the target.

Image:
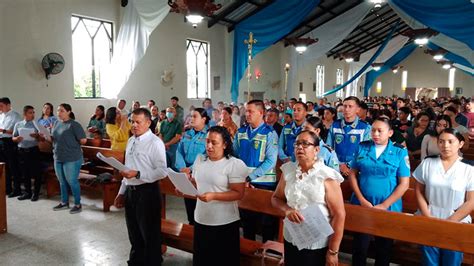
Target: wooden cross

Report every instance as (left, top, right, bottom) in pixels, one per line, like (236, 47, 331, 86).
(244, 32, 257, 102)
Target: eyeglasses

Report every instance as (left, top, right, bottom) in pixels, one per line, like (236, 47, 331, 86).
(293, 141, 316, 149)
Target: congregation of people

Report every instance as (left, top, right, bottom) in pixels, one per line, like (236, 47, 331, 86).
(1, 94, 474, 266)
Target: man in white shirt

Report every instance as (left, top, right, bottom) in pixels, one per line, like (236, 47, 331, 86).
(117, 99, 128, 116)
(0, 97, 22, 197)
(114, 108, 168, 266)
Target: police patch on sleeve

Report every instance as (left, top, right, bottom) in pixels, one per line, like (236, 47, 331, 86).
(404, 155, 410, 168)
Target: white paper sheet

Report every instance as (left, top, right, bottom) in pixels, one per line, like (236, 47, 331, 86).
(18, 128, 35, 141)
(167, 168, 198, 196)
(32, 120, 51, 141)
(283, 204, 334, 250)
(96, 152, 129, 172)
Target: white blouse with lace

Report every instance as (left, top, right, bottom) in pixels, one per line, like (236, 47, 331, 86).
(281, 159, 344, 249)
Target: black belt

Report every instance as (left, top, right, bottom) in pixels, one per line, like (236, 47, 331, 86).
(127, 180, 159, 191)
(18, 146, 39, 152)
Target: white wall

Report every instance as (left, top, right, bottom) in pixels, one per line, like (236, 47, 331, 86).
(367, 48, 474, 97)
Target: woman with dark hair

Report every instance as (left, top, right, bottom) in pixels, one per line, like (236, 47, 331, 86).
(175, 107, 211, 225)
(413, 128, 474, 265)
(405, 112, 432, 161)
(420, 115, 452, 160)
(272, 130, 345, 266)
(38, 102, 57, 129)
(218, 106, 238, 139)
(87, 105, 106, 138)
(105, 107, 131, 151)
(187, 126, 250, 266)
(49, 103, 87, 214)
(349, 117, 410, 266)
(304, 116, 340, 171)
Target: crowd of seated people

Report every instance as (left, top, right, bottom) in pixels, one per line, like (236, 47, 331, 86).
(1, 94, 474, 265)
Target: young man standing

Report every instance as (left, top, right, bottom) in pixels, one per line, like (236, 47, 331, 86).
(279, 102, 307, 162)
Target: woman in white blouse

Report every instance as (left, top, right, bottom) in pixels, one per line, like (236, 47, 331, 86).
(413, 128, 474, 265)
(271, 130, 345, 266)
(420, 114, 452, 160)
(190, 126, 250, 266)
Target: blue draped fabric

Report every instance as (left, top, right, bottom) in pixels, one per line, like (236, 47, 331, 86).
(391, 0, 474, 49)
(230, 0, 319, 102)
(427, 43, 473, 69)
(363, 43, 417, 96)
(323, 21, 400, 96)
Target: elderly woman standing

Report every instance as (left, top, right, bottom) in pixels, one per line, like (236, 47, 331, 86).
(272, 130, 345, 266)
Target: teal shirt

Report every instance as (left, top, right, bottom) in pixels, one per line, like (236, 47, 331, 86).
(87, 118, 106, 138)
(160, 119, 182, 143)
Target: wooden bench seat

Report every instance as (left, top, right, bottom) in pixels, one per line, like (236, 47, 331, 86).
(46, 145, 124, 212)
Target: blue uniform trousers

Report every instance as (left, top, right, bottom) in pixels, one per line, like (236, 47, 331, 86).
(421, 246, 463, 266)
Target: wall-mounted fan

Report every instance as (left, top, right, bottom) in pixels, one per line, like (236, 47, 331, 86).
(41, 53, 65, 79)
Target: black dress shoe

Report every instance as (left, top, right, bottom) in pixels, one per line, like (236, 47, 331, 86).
(31, 194, 39, 202)
(18, 193, 32, 201)
(8, 192, 21, 198)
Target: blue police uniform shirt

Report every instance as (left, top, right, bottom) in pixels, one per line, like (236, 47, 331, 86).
(233, 122, 278, 186)
(318, 139, 340, 172)
(326, 116, 371, 164)
(12, 120, 39, 149)
(175, 125, 208, 171)
(278, 121, 305, 162)
(349, 140, 411, 212)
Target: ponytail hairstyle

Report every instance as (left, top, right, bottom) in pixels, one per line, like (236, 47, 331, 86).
(193, 107, 210, 125)
(59, 103, 75, 120)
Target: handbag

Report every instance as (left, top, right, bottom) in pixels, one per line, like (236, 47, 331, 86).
(256, 240, 284, 266)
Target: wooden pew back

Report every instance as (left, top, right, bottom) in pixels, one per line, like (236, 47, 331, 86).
(345, 204, 474, 254)
(81, 145, 124, 177)
(85, 138, 112, 148)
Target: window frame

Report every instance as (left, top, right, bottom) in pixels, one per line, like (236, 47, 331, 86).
(186, 38, 210, 99)
(71, 14, 114, 99)
(315, 65, 325, 97)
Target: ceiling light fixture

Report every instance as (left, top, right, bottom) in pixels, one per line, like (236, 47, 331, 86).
(285, 37, 318, 55)
(371, 63, 384, 71)
(442, 62, 452, 69)
(370, 0, 384, 9)
(402, 28, 438, 47)
(391, 65, 403, 74)
(168, 0, 221, 28)
(338, 53, 360, 63)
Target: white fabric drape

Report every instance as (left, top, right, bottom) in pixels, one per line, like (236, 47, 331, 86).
(346, 35, 409, 97)
(454, 63, 474, 75)
(287, 2, 372, 98)
(389, 0, 474, 66)
(102, 0, 170, 99)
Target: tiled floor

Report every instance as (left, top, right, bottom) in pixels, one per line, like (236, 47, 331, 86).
(0, 191, 192, 265)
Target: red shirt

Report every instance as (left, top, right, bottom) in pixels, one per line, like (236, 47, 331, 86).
(462, 112, 474, 128)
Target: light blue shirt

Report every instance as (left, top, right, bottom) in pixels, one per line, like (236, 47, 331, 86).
(13, 120, 39, 148)
(233, 122, 278, 180)
(175, 126, 208, 171)
(0, 109, 21, 138)
(318, 139, 340, 172)
(37, 116, 57, 129)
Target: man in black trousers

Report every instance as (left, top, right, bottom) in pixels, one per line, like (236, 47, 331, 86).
(114, 108, 168, 265)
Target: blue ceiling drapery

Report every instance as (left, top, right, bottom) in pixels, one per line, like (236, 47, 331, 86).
(390, 0, 474, 50)
(323, 21, 400, 96)
(363, 43, 417, 96)
(230, 0, 319, 102)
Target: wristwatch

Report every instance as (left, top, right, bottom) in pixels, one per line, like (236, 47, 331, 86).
(136, 171, 141, 179)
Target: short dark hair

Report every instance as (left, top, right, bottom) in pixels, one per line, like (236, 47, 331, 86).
(398, 106, 411, 115)
(444, 105, 458, 114)
(171, 96, 179, 101)
(0, 97, 11, 105)
(207, 126, 233, 159)
(360, 102, 368, 110)
(270, 100, 276, 104)
(372, 116, 393, 130)
(267, 108, 280, 116)
(294, 101, 308, 111)
(132, 107, 152, 121)
(23, 105, 34, 114)
(248, 99, 265, 111)
(306, 116, 324, 132)
(290, 98, 297, 102)
(148, 99, 156, 105)
(343, 96, 361, 107)
(105, 107, 118, 124)
(193, 107, 210, 125)
(439, 128, 465, 143)
(297, 130, 320, 147)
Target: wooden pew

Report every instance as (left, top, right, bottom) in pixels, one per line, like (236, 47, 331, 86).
(0, 163, 6, 233)
(85, 138, 111, 148)
(46, 145, 124, 212)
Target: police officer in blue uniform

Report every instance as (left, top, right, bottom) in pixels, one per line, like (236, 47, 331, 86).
(233, 100, 279, 242)
(327, 96, 371, 176)
(175, 107, 210, 225)
(348, 116, 410, 266)
(278, 101, 307, 163)
(304, 116, 340, 172)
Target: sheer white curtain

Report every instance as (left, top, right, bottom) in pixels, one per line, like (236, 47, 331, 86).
(287, 2, 372, 99)
(346, 35, 409, 97)
(102, 0, 170, 99)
